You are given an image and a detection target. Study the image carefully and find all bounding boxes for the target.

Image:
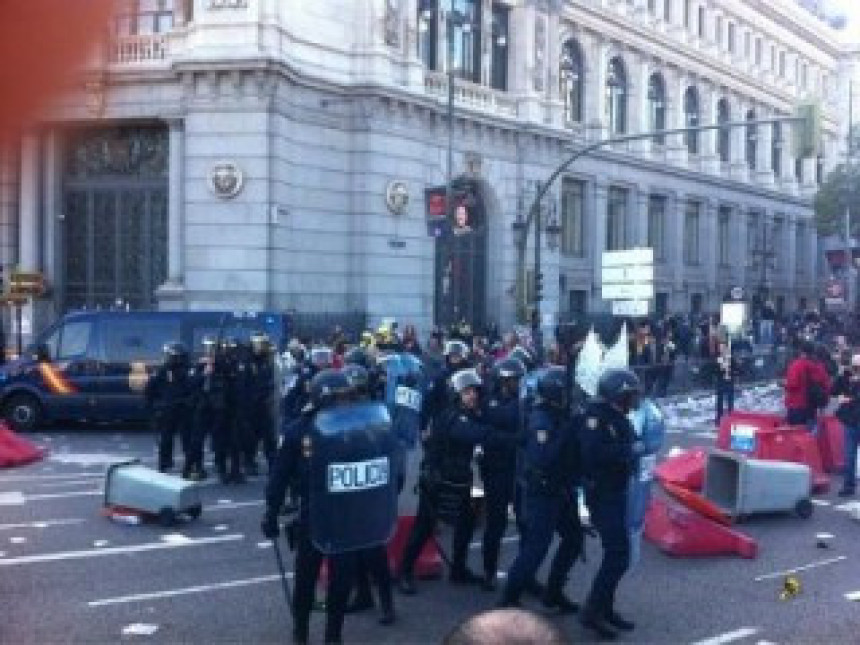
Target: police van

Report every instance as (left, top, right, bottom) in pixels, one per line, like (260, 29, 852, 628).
(0, 310, 289, 431)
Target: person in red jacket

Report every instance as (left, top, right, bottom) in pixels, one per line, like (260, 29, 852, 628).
(784, 341, 831, 430)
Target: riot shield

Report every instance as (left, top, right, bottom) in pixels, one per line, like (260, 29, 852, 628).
(386, 354, 425, 451)
(309, 400, 397, 555)
(627, 398, 667, 534)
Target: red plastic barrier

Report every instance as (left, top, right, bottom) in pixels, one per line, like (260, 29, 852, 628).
(661, 481, 732, 526)
(386, 515, 443, 580)
(644, 497, 758, 559)
(0, 422, 45, 468)
(818, 416, 846, 474)
(655, 448, 707, 492)
(717, 411, 783, 452)
(756, 426, 829, 493)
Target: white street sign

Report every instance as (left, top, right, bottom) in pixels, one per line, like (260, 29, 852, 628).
(601, 248, 654, 268)
(612, 300, 649, 317)
(602, 282, 655, 300)
(602, 265, 654, 283)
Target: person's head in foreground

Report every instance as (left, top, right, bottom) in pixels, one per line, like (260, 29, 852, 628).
(443, 608, 569, 645)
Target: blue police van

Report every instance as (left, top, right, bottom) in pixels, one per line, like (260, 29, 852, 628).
(0, 310, 289, 431)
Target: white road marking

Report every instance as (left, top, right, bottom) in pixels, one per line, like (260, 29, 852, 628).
(0, 473, 102, 483)
(845, 591, 860, 601)
(0, 551, 5, 557)
(9, 537, 27, 544)
(816, 533, 835, 540)
(88, 572, 293, 607)
(32, 479, 104, 489)
(811, 499, 831, 507)
(121, 623, 159, 636)
(0, 533, 244, 567)
(217, 499, 233, 505)
(206, 500, 263, 512)
(256, 541, 272, 549)
(25, 490, 102, 502)
(754, 556, 847, 582)
(161, 533, 192, 544)
(834, 501, 860, 513)
(690, 627, 759, 645)
(0, 492, 25, 505)
(93, 540, 110, 548)
(212, 524, 229, 532)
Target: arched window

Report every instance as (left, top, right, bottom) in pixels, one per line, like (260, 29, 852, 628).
(560, 39, 584, 124)
(771, 122, 782, 176)
(606, 57, 627, 135)
(684, 87, 700, 154)
(717, 98, 731, 163)
(745, 109, 757, 170)
(648, 73, 666, 144)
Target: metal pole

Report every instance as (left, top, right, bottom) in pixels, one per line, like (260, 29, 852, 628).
(533, 183, 543, 362)
(446, 3, 455, 328)
(846, 80, 853, 312)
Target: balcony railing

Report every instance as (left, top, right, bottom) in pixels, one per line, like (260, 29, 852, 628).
(424, 71, 517, 118)
(110, 34, 169, 64)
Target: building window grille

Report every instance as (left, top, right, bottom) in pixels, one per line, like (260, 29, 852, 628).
(648, 73, 666, 145)
(560, 177, 586, 257)
(607, 186, 628, 251)
(684, 86, 700, 154)
(560, 39, 584, 124)
(606, 57, 627, 135)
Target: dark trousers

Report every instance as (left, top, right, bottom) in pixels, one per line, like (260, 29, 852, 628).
(185, 402, 215, 474)
(481, 469, 515, 578)
(843, 424, 860, 491)
(213, 410, 243, 478)
(399, 481, 474, 577)
(715, 381, 735, 424)
(352, 545, 394, 609)
(154, 406, 185, 472)
(584, 492, 630, 616)
(293, 526, 355, 643)
(245, 402, 276, 469)
(502, 491, 582, 603)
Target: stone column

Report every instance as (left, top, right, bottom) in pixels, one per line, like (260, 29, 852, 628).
(634, 186, 649, 247)
(666, 72, 688, 167)
(635, 56, 652, 155)
(157, 119, 186, 308)
(703, 198, 718, 302)
(785, 214, 797, 305)
(755, 118, 774, 188)
(18, 133, 39, 272)
(586, 38, 609, 141)
(591, 181, 608, 309)
(669, 192, 685, 307)
(42, 130, 61, 297)
(780, 122, 799, 196)
(0, 142, 19, 268)
(731, 205, 747, 290)
(730, 98, 749, 181)
(800, 156, 817, 197)
(701, 86, 720, 174)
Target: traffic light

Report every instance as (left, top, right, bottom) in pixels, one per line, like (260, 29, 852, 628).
(792, 102, 821, 158)
(534, 271, 544, 301)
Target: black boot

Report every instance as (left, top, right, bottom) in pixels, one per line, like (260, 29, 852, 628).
(542, 589, 580, 614)
(524, 578, 545, 598)
(291, 619, 309, 645)
(449, 566, 482, 585)
(605, 610, 635, 632)
(580, 607, 618, 641)
(345, 590, 374, 613)
(397, 573, 416, 595)
(379, 598, 396, 626)
(481, 572, 497, 592)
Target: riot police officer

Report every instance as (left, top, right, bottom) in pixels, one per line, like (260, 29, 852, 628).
(222, 337, 249, 484)
(261, 369, 356, 645)
(397, 368, 488, 594)
(282, 340, 313, 428)
(578, 368, 641, 639)
(188, 336, 229, 480)
(423, 340, 471, 430)
(341, 363, 396, 626)
(145, 342, 193, 473)
(479, 356, 526, 591)
(499, 366, 582, 612)
(246, 332, 276, 474)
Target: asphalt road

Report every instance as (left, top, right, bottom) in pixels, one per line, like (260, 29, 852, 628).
(3, 398, 860, 645)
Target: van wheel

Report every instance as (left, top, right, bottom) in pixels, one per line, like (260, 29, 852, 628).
(4, 394, 42, 432)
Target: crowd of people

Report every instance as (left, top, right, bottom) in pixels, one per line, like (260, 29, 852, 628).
(141, 308, 860, 644)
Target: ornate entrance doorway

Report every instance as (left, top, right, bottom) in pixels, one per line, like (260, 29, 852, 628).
(430, 178, 488, 330)
(61, 126, 168, 311)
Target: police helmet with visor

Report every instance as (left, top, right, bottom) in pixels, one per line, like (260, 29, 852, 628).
(536, 366, 568, 410)
(597, 368, 642, 413)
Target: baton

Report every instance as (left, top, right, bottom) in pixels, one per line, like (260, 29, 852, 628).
(271, 537, 294, 618)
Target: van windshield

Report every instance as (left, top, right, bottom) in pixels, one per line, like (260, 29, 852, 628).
(58, 321, 94, 360)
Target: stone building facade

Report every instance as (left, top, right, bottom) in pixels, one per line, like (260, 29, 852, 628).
(0, 0, 850, 338)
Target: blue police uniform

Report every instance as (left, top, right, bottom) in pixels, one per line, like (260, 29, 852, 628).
(188, 354, 229, 479)
(500, 404, 582, 608)
(144, 358, 193, 473)
(579, 397, 635, 628)
(480, 391, 520, 585)
(245, 351, 276, 473)
(397, 401, 487, 589)
(265, 415, 355, 645)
